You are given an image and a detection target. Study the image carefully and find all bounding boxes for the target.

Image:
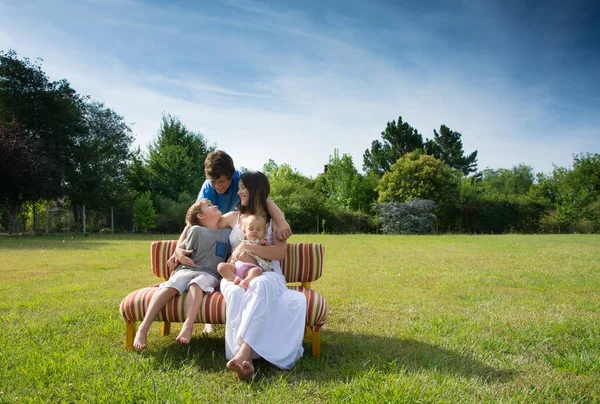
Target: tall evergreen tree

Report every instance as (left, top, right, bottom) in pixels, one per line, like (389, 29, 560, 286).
(146, 114, 213, 199)
(426, 125, 478, 175)
(363, 116, 424, 176)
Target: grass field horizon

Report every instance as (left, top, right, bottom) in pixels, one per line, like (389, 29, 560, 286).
(1, 234, 598, 402)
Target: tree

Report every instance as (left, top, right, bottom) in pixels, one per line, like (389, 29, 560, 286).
(0, 122, 54, 233)
(425, 125, 478, 175)
(64, 101, 134, 228)
(264, 160, 326, 234)
(363, 116, 424, 176)
(553, 153, 600, 230)
(316, 149, 360, 211)
(125, 147, 151, 198)
(478, 164, 536, 197)
(146, 114, 213, 199)
(377, 151, 461, 230)
(133, 191, 157, 232)
(459, 165, 547, 234)
(0, 50, 84, 204)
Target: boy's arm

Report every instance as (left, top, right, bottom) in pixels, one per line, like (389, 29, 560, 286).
(267, 198, 292, 241)
(167, 225, 194, 269)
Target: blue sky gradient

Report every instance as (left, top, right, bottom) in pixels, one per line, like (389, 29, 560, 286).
(1, 0, 598, 177)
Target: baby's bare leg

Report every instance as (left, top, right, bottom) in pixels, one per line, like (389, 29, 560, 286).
(218, 262, 242, 284)
(239, 267, 262, 289)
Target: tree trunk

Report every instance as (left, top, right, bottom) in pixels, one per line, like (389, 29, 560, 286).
(83, 204, 86, 233)
(33, 204, 37, 234)
(111, 206, 114, 233)
(45, 202, 50, 235)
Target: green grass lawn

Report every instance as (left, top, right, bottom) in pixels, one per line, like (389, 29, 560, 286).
(1, 234, 599, 402)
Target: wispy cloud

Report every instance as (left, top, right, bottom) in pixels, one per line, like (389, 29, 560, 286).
(1, 0, 598, 177)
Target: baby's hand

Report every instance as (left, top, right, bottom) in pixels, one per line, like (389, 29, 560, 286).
(259, 239, 268, 246)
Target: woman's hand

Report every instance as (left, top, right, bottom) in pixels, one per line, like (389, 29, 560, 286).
(274, 221, 292, 241)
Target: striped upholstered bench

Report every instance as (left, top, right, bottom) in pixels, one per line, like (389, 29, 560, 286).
(120, 241, 328, 358)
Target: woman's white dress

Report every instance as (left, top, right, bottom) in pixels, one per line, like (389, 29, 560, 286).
(220, 220, 306, 369)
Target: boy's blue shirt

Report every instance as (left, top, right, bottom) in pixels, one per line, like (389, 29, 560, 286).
(197, 170, 241, 214)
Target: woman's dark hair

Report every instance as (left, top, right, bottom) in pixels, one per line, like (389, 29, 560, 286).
(238, 171, 271, 223)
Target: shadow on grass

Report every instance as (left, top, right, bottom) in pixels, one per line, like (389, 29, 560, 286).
(148, 332, 228, 374)
(141, 329, 513, 384)
(298, 330, 515, 383)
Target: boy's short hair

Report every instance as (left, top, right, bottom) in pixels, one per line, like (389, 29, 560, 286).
(204, 150, 235, 181)
(186, 200, 205, 226)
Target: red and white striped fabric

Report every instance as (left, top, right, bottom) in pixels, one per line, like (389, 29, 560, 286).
(282, 243, 324, 283)
(151, 240, 178, 280)
(120, 240, 327, 329)
(120, 286, 226, 323)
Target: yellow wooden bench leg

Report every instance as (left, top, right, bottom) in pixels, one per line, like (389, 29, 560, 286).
(125, 321, 135, 350)
(161, 321, 171, 336)
(304, 325, 312, 341)
(311, 329, 321, 359)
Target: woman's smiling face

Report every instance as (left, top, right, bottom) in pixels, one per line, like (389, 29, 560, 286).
(237, 180, 249, 206)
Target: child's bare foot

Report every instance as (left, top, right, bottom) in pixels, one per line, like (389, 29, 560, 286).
(176, 323, 194, 344)
(226, 359, 255, 381)
(133, 327, 148, 350)
(239, 279, 249, 289)
(203, 323, 216, 334)
(233, 276, 242, 285)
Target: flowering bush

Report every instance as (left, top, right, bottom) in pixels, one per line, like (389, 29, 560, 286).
(373, 199, 437, 234)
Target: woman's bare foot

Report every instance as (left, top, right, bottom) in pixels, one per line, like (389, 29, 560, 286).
(176, 323, 194, 344)
(226, 359, 255, 381)
(133, 327, 149, 350)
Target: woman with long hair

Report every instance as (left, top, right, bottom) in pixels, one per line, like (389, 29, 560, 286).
(218, 171, 306, 380)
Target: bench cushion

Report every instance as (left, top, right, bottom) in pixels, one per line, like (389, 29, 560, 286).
(119, 285, 328, 328)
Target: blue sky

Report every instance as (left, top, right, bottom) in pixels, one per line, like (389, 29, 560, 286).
(1, 0, 599, 178)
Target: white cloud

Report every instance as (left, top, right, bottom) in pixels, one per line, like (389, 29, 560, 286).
(1, 0, 598, 179)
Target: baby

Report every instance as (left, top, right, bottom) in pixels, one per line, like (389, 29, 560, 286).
(218, 214, 272, 288)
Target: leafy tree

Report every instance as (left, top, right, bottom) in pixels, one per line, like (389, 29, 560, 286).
(133, 191, 157, 232)
(373, 199, 437, 234)
(64, 101, 134, 226)
(0, 122, 54, 233)
(459, 165, 547, 233)
(154, 192, 195, 233)
(125, 147, 151, 198)
(146, 114, 213, 199)
(478, 164, 536, 197)
(377, 151, 461, 230)
(425, 125, 478, 175)
(264, 160, 325, 233)
(378, 151, 460, 204)
(0, 50, 84, 203)
(348, 171, 379, 213)
(552, 153, 600, 230)
(316, 149, 360, 211)
(363, 116, 424, 176)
